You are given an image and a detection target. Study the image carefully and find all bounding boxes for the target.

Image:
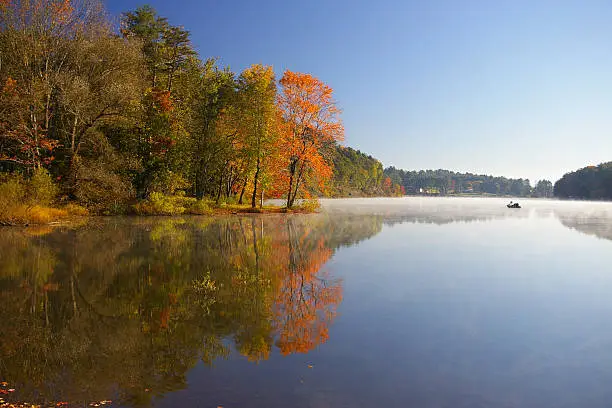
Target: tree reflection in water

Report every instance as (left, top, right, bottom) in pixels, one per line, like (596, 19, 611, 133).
(0, 214, 381, 407)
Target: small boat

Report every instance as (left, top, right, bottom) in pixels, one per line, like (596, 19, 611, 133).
(507, 201, 521, 209)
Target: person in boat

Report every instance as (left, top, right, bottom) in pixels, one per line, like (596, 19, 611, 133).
(507, 201, 520, 208)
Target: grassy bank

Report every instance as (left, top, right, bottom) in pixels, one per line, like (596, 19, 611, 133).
(132, 192, 319, 216)
(0, 170, 89, 226)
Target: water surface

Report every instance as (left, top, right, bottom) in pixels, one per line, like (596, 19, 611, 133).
(2, 197, 612, 407)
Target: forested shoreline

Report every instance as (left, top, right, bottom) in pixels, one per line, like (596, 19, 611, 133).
(383, 167, 554, 198)
(0, 0, 407, 224)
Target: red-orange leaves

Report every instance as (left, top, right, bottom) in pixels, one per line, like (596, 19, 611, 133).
(277, 71, 344, 207)
(50, 0, 74, 24)
(2, 77, 17, 94)
(151, 88, 173, 112)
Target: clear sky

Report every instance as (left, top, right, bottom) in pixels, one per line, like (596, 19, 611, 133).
(105, 0, 612, 183)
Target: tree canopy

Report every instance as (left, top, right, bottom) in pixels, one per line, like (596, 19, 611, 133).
(554, 162, 612, 200)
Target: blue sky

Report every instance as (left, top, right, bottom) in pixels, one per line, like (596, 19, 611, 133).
(105, 0, 612, 183)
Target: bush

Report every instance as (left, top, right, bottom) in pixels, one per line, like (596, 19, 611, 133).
(27, 206, 68, 224)
(0, 171, 66, 225)
(295, 198, 321, 212)
(133, 192, 177, 215)
(150, 170, 190, 196)
(185, 199, 213, 215)
(74, 157, 134, 214)
(27, 168, 58, 206)
(0, 175, 25, 222)
(133, 193, 214, 216)
(64, 203, 89, 216)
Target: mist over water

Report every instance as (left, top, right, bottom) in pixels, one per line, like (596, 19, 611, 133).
(2, 197, 612, 408)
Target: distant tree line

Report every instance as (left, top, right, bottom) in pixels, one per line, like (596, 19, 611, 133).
(554, 162, 612, 200)
(384, 167, 553, 198)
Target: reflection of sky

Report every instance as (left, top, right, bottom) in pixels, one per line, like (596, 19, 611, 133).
(162, 198, 612, 408)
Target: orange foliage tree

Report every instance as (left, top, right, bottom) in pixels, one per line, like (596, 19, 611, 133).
(277, 71, 344, 208)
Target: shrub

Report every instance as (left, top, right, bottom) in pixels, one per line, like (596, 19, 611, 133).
(133, 192, 185, 215)
(185, 199, 213, 215)
(150, 170, 190, 196)
(74, 157, 134, 214)
(0, 171, 66, 225)
(295, 198, 321, 212)
(27, 206, 68, 224)
(133, 193, 214, 216)
(64, 203, 89, 216)
(27, 168, 58, 206)
(217, 195, 239, 207)
(0, 175, 25, 223)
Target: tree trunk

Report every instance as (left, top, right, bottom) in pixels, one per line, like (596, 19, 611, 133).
(286, 160, 297, 208)
(215, 172, 223, 205)
(251, 156, 261, 208)
(288, 160, 306, 208)
(238, 178, 247, 204)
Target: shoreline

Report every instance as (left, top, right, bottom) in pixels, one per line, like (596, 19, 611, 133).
(0, 204, 318, 227)
(4, 196, 611, 227)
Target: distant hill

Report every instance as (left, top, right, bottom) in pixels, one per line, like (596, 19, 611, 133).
(554, 162, 612, 200)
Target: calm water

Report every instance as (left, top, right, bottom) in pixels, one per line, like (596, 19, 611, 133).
(2, 197, 612, 408)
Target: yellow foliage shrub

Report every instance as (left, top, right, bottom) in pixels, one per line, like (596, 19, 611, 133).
(64, 203, 89, 216)
(0, 171, 75, 225)
(27, 206, 68, 224)
(295, 198, 321, 212)
(133, 193, 212, 216)
(185, 199, 213, 215)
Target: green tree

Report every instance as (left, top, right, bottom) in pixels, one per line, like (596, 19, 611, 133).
(235, 64, 278, 208)
(534, 179, 553, 198)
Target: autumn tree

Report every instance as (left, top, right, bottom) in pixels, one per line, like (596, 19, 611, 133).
(0, 0, 144, 203)
(232, 64, 278, 207)
(0, 0, 98, 171)
(382, 176, 393, 195)
(277, 71, 344, 208)
(0, 75, 59, 170)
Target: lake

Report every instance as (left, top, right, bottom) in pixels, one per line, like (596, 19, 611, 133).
(2, 197, 612, 408)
